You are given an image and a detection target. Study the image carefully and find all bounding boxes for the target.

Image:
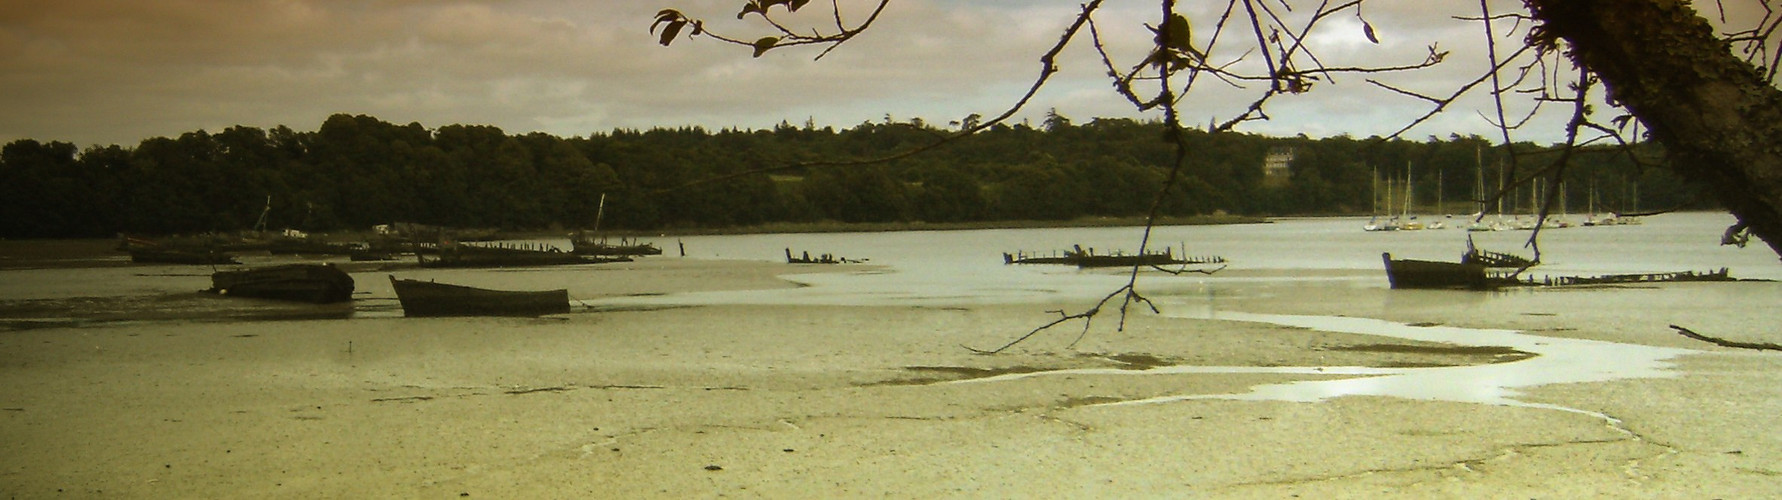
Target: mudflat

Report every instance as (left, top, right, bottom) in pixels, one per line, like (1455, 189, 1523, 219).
(1, 240, 1778, 498)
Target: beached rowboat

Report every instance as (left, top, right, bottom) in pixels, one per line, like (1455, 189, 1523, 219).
(1381, 252, 1492, 290)
(208, 263, 355, 303)
(388, 275, 570, 317)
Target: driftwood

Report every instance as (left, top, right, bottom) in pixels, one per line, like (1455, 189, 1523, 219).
(1670, 325, 1782, 351)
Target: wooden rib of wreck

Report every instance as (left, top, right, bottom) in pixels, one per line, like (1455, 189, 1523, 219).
(267, 238, 368, 257)
(786, 248, 861, 264)
(1004, 245, 1225, 268)
(1001, 251, 1076, 265)
(1460, 237, 1537, 268)
(1514, 268, 1734, 286)
(388, 275, 570, 317)
(1073, 249, 1226, 268)
(422, 242, 627, 268)
(208, 264, 355, 303)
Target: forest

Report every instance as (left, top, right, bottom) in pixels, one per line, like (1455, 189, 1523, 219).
(0, 112, 1702, 238)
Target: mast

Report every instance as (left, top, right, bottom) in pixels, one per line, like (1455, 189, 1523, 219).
(1371, 166, 1379, 216)
(593, 193, 607, 233)
(1496, 158, 1505, 215)
(1474, 145, 1486, 216)
(253, 195, 272, 235)
(1403, 161, 1414, 218)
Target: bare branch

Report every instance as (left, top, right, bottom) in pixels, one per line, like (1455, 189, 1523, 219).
(652, 0, 1107, 193)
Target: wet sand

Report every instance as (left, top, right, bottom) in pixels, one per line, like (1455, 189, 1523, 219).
(1, 251, 1780, 497)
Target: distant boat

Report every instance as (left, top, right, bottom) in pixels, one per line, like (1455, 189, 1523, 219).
(208, 264, 354, 303)
(388, 275, 570, 317)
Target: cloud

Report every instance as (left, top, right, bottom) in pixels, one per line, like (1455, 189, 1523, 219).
(0, 0, 1732, 147)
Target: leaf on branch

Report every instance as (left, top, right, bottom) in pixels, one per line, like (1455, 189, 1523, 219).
(752, 36, 779, 57)
(741, 0, 807, 18)
(738, 1, 765, 19)
(1611, 114, 1635, 131)
(1363, 20, 1379, 44)
(1164, 13, 1193, 53)
(651, 10, 690, 47)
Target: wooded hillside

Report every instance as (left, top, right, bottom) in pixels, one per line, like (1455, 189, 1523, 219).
(0, 113, 1697, 238)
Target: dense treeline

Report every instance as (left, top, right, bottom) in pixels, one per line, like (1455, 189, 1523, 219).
(0, 113, 1703, 238)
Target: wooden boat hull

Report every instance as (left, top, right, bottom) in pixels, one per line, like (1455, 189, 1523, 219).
(389, 276, 570, 317)
(1382, 253, 1491, 290)
(209, 264, 355, 303)
(572, 239, 662, 257)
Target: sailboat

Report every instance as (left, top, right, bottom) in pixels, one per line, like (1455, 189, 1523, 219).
(1364, 167, 1400, 231)
(1546, 181, 1573, 229)
(1602, 182, 1644, 225)
(1399, 162, 1425, 231)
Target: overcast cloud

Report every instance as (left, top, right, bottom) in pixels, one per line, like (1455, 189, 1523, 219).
(0, 1, 1746, 148)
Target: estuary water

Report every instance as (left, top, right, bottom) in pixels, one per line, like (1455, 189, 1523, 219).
(593, 211, 1778, 411)
(2, 213, 1776, 410)
(600, 211, 1781, 307)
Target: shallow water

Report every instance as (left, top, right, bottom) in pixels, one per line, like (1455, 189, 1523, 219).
(587, 213, 1770, 410)
(3, 214, 1774, 409)
(595, 211, 1779, 308)
(1129, 310, 1692, 411)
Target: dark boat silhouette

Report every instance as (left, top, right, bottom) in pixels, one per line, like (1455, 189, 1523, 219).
(388, 275, 570, 317)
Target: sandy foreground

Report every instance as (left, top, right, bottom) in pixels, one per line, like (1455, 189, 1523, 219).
(1, 254, 1780, 498)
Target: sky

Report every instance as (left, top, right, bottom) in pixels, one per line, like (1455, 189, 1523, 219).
(0, 1, 1750, 149)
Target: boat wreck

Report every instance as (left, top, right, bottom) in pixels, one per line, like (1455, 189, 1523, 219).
(388, 276, 571, 317)
(1459, 237, 1537, 268)
(422, 242, 626, 268)
(1513, 268, 1733, 286)
(1384, 252, 1738, 290)
(1382, 253, 1495, 290)
(208, 264, 355, 303)
(1004, 245, 1225, 268)
(786, 248, 861, 264)
(571, 231, 662, 257)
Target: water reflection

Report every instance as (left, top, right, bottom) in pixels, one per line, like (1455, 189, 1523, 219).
(1124, 308, 1694, 412)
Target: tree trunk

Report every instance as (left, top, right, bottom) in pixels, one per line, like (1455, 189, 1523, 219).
(1528, 0, 1782, 260)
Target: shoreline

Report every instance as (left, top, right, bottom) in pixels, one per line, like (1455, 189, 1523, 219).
(0, 214, 1269, 255)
